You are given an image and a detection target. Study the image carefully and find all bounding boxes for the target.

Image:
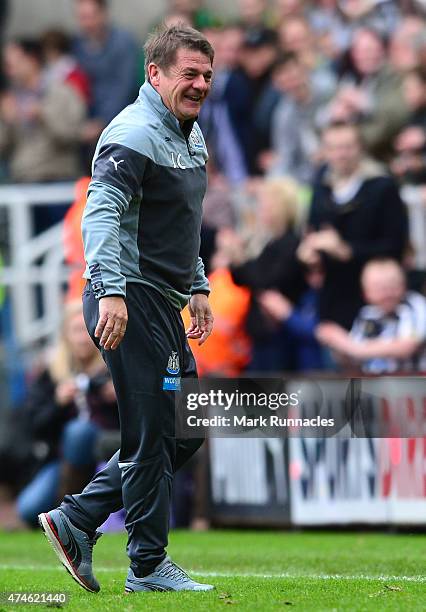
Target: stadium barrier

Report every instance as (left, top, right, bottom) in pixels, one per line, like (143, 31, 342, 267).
(207, 376, 426, 527)
(0, 182, 75, 347)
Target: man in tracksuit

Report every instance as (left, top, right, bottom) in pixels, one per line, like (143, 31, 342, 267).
(38, 25, 215, 594)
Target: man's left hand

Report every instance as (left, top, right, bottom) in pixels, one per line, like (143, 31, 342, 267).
(186, 294, 214, 345)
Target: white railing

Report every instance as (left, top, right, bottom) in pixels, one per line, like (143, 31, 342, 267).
(0, 182, 75, 347)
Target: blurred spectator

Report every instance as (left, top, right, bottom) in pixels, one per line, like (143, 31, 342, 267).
(41, 29, 91, 106)
(277, 16, 337, 101)
(0, 0, 8, 91)
(163, 11, 193, 29)
(310, 1, 402, 58)
(338, 0, 401, 39)
(233, 174, 264, 223)
(389, 15, 426, 73)
(299, 122, 408, 329)
(199, 25, 248, 184)
(0, 0, 7, 38)
(0, 39, 86, 182)
(217, 177, 304, 371)
(63, 176, 91, 302)
(237, 0, 271, 30)
(258, 262, 332, 371)
(273, 0, 306, 25)
(264, 52, 322, 184)
(317, 258, 426, 373)
(73, 0, 139, 149)
(309, 0, 353, 56)
(391, 68, 426, 185)
(182, 267, 251, 376)
(225, 27, 279, 175)
(14, 301, 119, 527)
(201, 166, 236, 229)
(322, 28, 409, 161)
(166, 0, 219, 29)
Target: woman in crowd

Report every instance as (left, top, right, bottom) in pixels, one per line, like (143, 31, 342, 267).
(214, 176, 305, 371)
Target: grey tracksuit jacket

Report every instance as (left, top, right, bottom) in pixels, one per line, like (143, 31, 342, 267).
(82, 82, 210, 310)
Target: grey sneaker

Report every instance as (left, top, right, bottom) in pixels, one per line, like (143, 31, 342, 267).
(125, 556, 214, 592)
(38, 509, 102, 593)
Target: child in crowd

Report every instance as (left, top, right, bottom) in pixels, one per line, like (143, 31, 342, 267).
(317, 258, 426, 373)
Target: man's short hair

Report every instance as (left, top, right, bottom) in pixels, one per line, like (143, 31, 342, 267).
(144, 24, 214, 81)
(321, 120, 363, 145)
(242, 27, 277, 49)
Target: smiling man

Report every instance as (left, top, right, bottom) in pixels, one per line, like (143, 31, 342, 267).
(38, 25, 215, 594)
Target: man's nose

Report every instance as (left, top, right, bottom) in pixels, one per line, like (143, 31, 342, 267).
(192, 74, 209, 91)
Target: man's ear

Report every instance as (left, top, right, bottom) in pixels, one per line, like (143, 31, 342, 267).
(148, 63, 160, 88)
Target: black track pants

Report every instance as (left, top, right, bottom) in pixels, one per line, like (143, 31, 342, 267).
(60, 282, 203, 575)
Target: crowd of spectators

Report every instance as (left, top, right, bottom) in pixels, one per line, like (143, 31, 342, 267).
(0, 0, 139, 181)
(1, 0, 426, 528)
(195, 0, 426, 378)
(0, 0, 424, 374)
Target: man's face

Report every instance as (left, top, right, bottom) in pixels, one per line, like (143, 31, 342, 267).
(76, 0, 107, 36)
(279, 19, 312, 54)
(149, 48, 213, 122)
(351, 30, 385, 76)
(241, 44, 277, 79)
(273, 60, 306, 95)
(323, 126, 362, 175)
(218, 28, 243, 69)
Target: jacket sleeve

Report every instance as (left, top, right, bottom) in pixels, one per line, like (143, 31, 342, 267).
(284, 310, 318, 341)
(346, 178, 408, 261)
(231, 257, 262, 289)
(190, 256, 210, 295)
(82, 137, 147, 298)
(360, 73, 409, 155)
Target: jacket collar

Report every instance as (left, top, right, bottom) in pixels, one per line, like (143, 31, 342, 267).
(323, 157, 388, 188)
(138, 82, 195, 139)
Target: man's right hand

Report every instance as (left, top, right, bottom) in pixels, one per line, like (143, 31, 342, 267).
(95, 296, 128, 351)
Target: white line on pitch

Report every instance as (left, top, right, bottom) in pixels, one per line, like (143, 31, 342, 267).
(0, 565, 425, 582)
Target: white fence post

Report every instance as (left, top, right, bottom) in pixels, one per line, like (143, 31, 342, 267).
(0, 182, 76, 347)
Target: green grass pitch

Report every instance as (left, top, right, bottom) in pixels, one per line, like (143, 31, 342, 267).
(0, 529, 425, 610)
